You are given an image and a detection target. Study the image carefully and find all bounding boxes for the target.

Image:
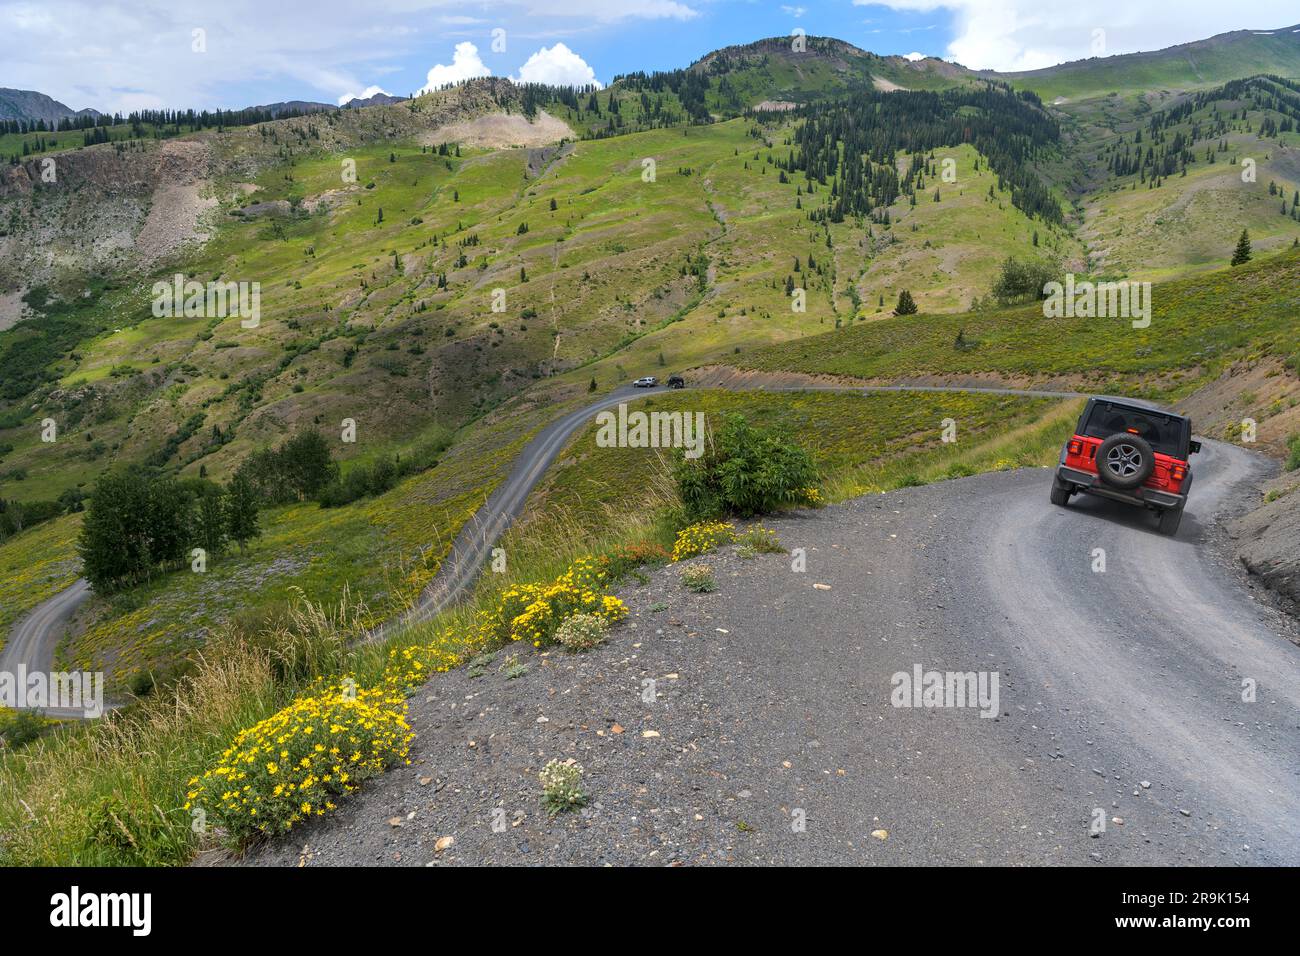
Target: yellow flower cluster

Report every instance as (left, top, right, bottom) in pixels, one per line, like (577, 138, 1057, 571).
(382, 640, 463, 695)
(801, 487, 823, 505)
(484, 557, 627, 647)
(386, 556, 629, 696)
(671, 521, 736, 561)
(185, 680, 413, 841)
(735, 523, 784, 555)
(186, 558, 629, 845)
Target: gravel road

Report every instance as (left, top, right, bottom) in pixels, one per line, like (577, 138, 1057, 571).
(0, 578, 94, 719)
(236, 439, 1300, 867)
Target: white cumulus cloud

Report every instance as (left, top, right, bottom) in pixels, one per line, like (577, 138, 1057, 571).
(513, 43, 602, 89)
(419, 41, 492, 92)
(865, 0, 1300, 72)
(903, 51, 926, 60)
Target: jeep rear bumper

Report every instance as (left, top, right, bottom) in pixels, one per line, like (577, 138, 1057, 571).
(1056, 466, 1186, 511)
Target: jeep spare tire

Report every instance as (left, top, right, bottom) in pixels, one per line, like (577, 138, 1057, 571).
(1096, 433, 1154, 490)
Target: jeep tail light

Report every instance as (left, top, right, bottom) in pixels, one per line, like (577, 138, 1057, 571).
(1171, 464, 1187, 482)
(1067, 439, 1083, 456)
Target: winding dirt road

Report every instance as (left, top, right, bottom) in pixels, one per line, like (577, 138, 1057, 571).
(0, 578, 94, 719)
(383, 381, 1089, 636)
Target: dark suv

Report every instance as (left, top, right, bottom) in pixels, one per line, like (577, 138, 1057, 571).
(1051, 397, 1200, 535)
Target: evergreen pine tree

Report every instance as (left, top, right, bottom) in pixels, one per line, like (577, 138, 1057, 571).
(225, 473, 261, 554)
(194, 485, 227, 558)
(1231, 228, 1252, 266)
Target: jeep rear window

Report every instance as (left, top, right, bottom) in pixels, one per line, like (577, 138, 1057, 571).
(1081, 402, 1187, 458)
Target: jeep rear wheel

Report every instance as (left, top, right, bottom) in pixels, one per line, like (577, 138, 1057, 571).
(1158, 505, 1183, 536)
(1049, 476, 1071, 506)
(1096, 433, 1155, 490)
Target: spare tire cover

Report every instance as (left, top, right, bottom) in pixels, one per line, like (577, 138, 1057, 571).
(1096, 433, 1154, 490)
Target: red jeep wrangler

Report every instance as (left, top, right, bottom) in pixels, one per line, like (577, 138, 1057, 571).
(1050, 397, 1201, 535)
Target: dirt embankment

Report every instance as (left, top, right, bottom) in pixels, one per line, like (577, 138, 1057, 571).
(421, 109, 573, 150)
(133, 140, 218, 264)
(1232, 472, 1300, 607)
(1167, 357, 1300, 607)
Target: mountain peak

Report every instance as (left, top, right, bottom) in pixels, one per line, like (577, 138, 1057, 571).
(690, 35, 873, 73)
(342, 91, 407, 109)
(0, 87, 99, 124)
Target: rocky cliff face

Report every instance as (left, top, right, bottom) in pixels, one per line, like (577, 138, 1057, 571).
(0, 139, 211, 293)
(1232, 471, 1300, 607)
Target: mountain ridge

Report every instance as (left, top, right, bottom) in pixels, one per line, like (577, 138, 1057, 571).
(0, 87, 99, 124)
(984, 23, 1300, 99)
(7, 22, 1300, 123)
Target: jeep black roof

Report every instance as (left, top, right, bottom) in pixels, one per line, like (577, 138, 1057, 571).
(1085, 395, 1182, 418)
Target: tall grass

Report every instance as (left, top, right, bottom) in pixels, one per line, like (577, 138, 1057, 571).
(0, 638, 277, 865)
(476, 466, 682, 604)
(0, 588, 379, 866)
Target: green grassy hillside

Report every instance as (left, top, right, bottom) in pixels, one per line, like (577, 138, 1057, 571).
(2, 102, 1061, 504)
(734, 247, 1300, 400)
(503, 388, 1064, 566)
(1067, 76, 1300, 277)
(995, 26, 1300, 102)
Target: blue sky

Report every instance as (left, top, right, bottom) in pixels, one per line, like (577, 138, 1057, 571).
(494, 2, 954, 83)
(1, 1, 1297, 114)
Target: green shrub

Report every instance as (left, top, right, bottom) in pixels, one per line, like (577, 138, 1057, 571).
(1286, 433, 1300, 472)
(0, 709, 47, 749)
(317, 439, 449, 509)
(674, 414, 818, 519)
(0, 498, 63, 543)
(501, 654, 528, 679)
(555, 612, 609, 652)
(238, 430, 338, 506)
(991, 256, 1058, 304)
(128, 671, 156, 699)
